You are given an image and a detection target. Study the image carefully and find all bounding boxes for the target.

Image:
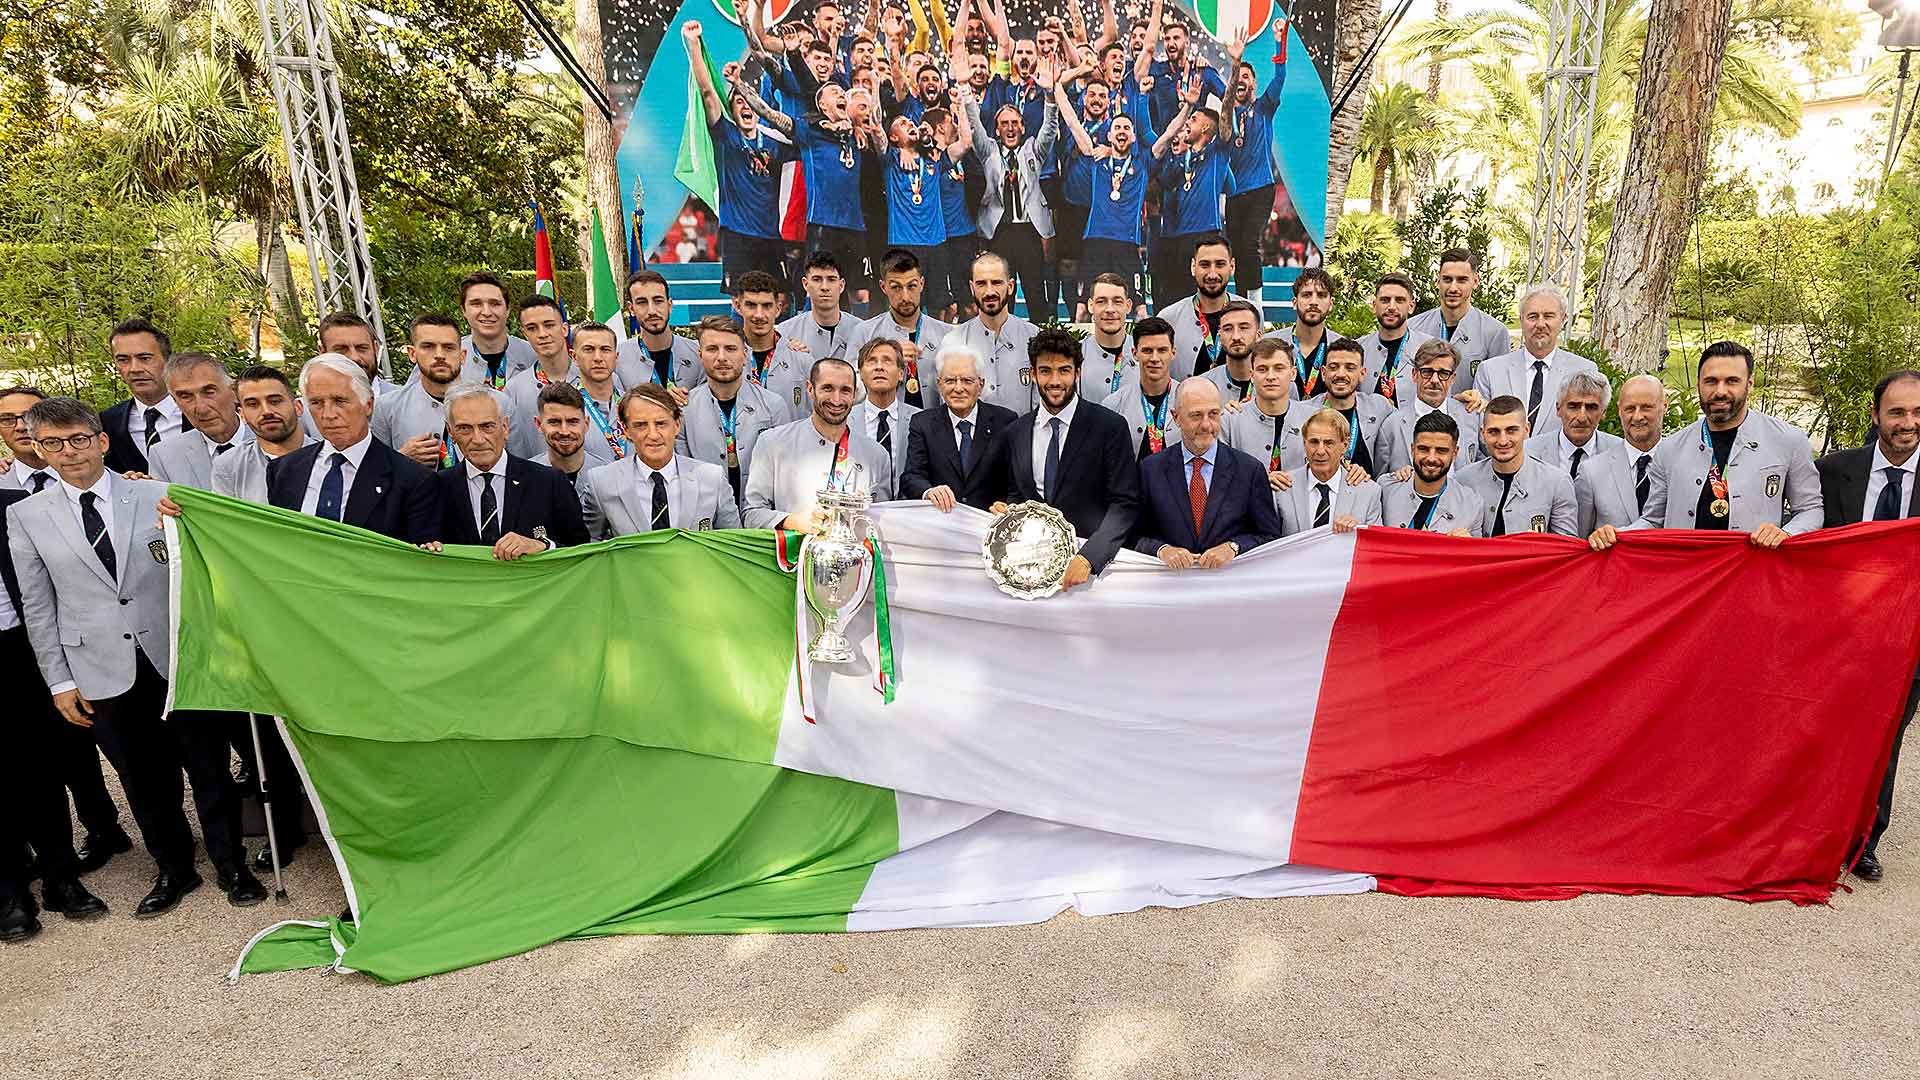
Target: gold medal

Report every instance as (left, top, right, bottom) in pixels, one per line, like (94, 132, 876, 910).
(728, 447, 740, 469)
(906, 377, 919, 394)
(1710, 498, 1730, 517)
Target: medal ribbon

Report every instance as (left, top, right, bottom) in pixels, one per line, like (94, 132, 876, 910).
(719, 398, 740, 468)
(1108, 345, 1127, 394)
(1702, 423, 1730, 510)
(468, 344, 508, 391)
(1300, 337, 1327, 396)
(1144, 392, 1168, 455)
(825, 427, 852, 491)
(1411, 478, 1449, 531)
(581, 387, 629, 461)
(866, 536, 897, 705)
(1266, 410, 1286, 472)
(750, 336, 778, 386)
(1195, 306, 1217, 362)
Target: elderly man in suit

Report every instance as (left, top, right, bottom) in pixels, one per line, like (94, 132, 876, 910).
(431, 385, 587, 554)
(8, 396, 265, 916)
(1378, 412, 1486, 536)
(1578, 374, 1667, 532)
(1133, 378, 1281, 568)
(1276, 409, 1384, 536)
(1522, 371, 1623, 481)
(1470, 286, 1602, 440)
(1458, 394, 1579, 537)
(1815, 369, 1920, 882)
(848, 338, 921, 480)
(146, 353, 253, 489)
(902, 344, 1017, 512)
(1592, 341, 1821, 550)
(268, 354, 441, 544)
(582, 385, 740, 538)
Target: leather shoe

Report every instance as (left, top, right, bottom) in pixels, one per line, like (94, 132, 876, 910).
(218, 867, 269, 907)
(75, 829, 134, 875)
(134, 871, 204, 919)
(41, 877, 108, 920)
(1853, 850, 1885, 882)
(252, 842, 301, 872)
(0, 893, 40, 942)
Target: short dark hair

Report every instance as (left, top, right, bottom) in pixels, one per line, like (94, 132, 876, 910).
(625, 269, 669, 297)
(696, 315, 746, 344)
(805, 39, 835, 58)
(1190, 232, 1231, 259)
(1437, 248, 1479, 274)
(458, 271, 508, 305)
(1029, 327, 1082, 368)
(1873, 369, 1920, 412)
(25, 396, 103, 437)
(0, 384, 47, 403)
(1292, 268, 1335, 297)
(733, 270, 783, 298)
(804, 250, 844, 277)
(109, 317, 171, 358)
(880, 248, 921, 277)
(537, 381, 587, 413)
(315, 311, 373, 342)
(410, 312, 461, 338)
(808, 356, 856, 386)
(1251, 338, 1293, 363)
(1218, 299, 1260, 324)
(1700, 340, 1754, 376)
(518, 294, 564, 317)
(573, 321, 618, 347)
(618, 383, 681, 425)
(1088, 272, 1131, 296)
(1484, 393, 1527, 419)
(1411, 410, 1460, 444)
(1131, 316, 1175, 349)
(236, 365, 295, 393)
(1376, 272, 1417, 298)
(1326, 338, 1364, 361)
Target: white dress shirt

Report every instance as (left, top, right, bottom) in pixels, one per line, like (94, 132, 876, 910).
(300, 432, 374, 516)
(3, 462, 59, 493)
(1305, 465, 1345, 521)
(1030, 395, 1079, 493)
(636, 455, 682, 529)
(1559, 429, 1595, 474)
(124, 395, 184, 451)
(58, 470, 116, 539)
(1865, 444, 1919, 521)
(863, 397, 905, 446)
(465, 457, 510, 537)
(948, 405, 979, 443)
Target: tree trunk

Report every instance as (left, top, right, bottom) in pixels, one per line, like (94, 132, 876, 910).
(577, 0, 626, 300)
(1369, 156, 1388, 215)
(1416, 0, 1447, 192)
(1326, 0, 1383, 238)
(1589, 0, 1734, 374)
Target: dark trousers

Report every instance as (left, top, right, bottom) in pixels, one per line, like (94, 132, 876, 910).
(1151, 232, 1203, 309)
(806, 223, 870, 301)
(256, 718, 311, 851)
(88, 652, 246, 878)
(1, 628, 80, 886)
(1224, 184, 1275, 298)
(988, 220, 1048, 322)
(1081, 238, 1146, 307)
(1868, 666, 1920, 855)
(720, 228, 788, 295)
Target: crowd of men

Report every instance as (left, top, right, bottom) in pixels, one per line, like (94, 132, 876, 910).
(2, 242, 1916, 946)
(686, 0, 1297, 321)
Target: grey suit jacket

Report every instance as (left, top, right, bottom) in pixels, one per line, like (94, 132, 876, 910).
(849, 399, 921, 479)
(1523, 429, 1625, 478)
(1456, 456, 1580, 536)
(579, 454, 740, 539)
(1356, 328, 1436, 405)
(742, 417, 897, 530)
(1275, 468, 1383, 536)
(1220, 399, 1317, 475)
(147, 427, 254, 491)
(1406, 305, 1513, 392)
(676, 382, 793, 502)
(1625, 412, 1823, 535)
(616, 335, 707, 392)
(1079, 335, 1138, 402)
(1303, 392, 1396, 466)
(1379, 477, 1487, 536)
(7, 475, 171, 698)
(1156, 294, 1251, 382)
(1374, 399, 1484, 474)
(1099, 382, 1184, 457)
(967, 99, 1059, 238)
(1471, 348, 1602, 440)
(1576, 444, 1656, 533)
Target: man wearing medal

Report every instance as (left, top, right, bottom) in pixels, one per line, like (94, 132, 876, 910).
(581, 384, 739, 539)
(373, 314, 469, 471)
(1407, 248, 1514, 393)
(616, 269, 705, 403)
(742, 357, 895, 532)
(567, 323, 635, 468)
(1592, 340, 1821, 550)
(847, 249, 956, 411)
(1054, 65, 1186, 317)
(685, 20, 796, 294)
(1197, 300, 1262, 404)
(502, 295, 578, 460)
(1100, 317, 1183, 462)
(1221, 338, 1317, 486)
(677, 315, 792, 510)
(1356, 273, 1434, 406)
(1158, 234, 1247, 379)
(1304, 340, 1393, 478)
(1149, 81, 1236, 309)
(734, 76, 872, 306)
(1079, 274, 1139, 401)
(1221, 26, 1288, 305)
(1266, 268, 1349, 400)
(731, 270, 810, 411)
(1378, 411, 1486, 536)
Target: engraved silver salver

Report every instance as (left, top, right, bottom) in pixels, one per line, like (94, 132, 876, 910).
(982, 501, 1077, 600)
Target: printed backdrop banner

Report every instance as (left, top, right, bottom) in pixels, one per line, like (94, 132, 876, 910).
(162, 490, 1919, 984)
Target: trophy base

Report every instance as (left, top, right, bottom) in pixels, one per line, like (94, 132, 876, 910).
(808, 630, 855, 664)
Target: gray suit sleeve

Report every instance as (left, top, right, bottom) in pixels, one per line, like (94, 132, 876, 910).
(147, 442, 176, 483)
(714, 476, 744, 529)
(1573, 472, 1597, 535)
(1549, 472, 1579, 536)
(578, 468, 610, 542)
(1782, 442, 1824, 535)
(1358, 485, 1384, 527)
(741, 443, 786, 530)
(7, 506, 75, 691)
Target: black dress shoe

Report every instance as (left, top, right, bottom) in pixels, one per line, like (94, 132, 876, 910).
(133, 871, 204, 919)
(1853, 850, 1885, 882)
(252, 842, 301, 872)
(218, 867, 268, 907)
(75, 829, 133, 875)
(41, 877, 108, 920)
(0, 893, 40, 942)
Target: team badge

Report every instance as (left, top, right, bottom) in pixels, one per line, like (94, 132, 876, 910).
(1019, 369, 1034, 385)
(148, 538, 168, 564)
(793, 387, 803, 408)
(533, 526, 548, 542)
(1765, 474, 1780, 499)
(1530, 515, 1546, 533)
(699, 517, 713, 531)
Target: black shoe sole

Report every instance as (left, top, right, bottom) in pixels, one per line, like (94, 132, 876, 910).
(227, 892, 268, 908)
(132, 882, 202, 920)
(51, 905, 109, 921)
(0, 924, 41, 942)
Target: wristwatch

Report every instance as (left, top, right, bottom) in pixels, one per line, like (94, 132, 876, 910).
(1225, 541, 1240, 556)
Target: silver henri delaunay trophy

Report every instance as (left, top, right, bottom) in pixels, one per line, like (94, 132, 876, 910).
(800, 463, 876, 663)
(982, 501, 1077, 600)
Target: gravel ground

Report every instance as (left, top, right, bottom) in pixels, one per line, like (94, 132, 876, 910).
(7, 744, 1915, 1080)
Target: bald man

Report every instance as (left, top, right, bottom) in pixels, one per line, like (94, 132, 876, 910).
(1131, 378, 1282, 569)
(1578, 373, 1668, 532)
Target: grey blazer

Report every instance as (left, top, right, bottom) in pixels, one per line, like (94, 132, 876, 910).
(1099, 382, 1185, 457)
(675, 382, 793, 502)
(579, 454, 740, 539)
(1625, 413, 1823, 535)
(741, 417, 897, 530)
(616, 335, 707, 392)
(1470, 348, 1602, 440)
(1303, 392, 1396, 467)
(1456, 456, 1580, 536)
(1355, 328, 1436, 405)
(1523, 429, 1625, 478)
(1379, 477, 1487, 536)
(1220, 399, 1318, 475)
(1576, 445, 1655, 533)
(1079, 335, 1138, 403)
(1406, 305, 1513, 392)
(147, 427, 254, 491)
(1374, 399, 1484, 474)
(966, 99, 1059, 239)
(6, 475, 171, 699)
(1275, 468, 1384, 536)
(1156, 294, 1251, 382)
(848, 399, 921, 479)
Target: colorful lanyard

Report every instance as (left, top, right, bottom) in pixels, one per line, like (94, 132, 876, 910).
(1411, 479, 1449, 531)
(824, 428, 852, 491)
(1265, 408, 1288, 472)
(581, 384, 628, 461)
(468, 344, 508, 391)
(1346, 408, 1362, 460)
(1180, 148, 1197, 192)
(1300, 336, 1328, 395)
(1702, 423, 1731, 516)
(1196, 307, 1217, 360)
(1108, 152, 1133, 201)
(1106, 345, 1127, 395)
(750, 337, 778, 386)
(1143, 392, 1168, 455)
(719, 398, 740, 469)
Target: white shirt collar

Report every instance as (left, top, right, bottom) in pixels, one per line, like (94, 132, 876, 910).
(1041, 394, 1079, 428)
(326, 431, 375, 469)
(948, 404, 978, 427)
(133, 395, 182, 421)
(464, 455, 509, 482)
(1871, 443, 1918, 477)
(1306, 465, 1344, 498)
(1525, 348, 1556, 368)
(59, 468, 113, 507)
(636, 454, 679, 483)
(1413, 398, 1441, 418)
(1558, 429, 1592, 458)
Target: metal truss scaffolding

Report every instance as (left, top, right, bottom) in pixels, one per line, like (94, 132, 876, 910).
(1527, 0, 1604, 318)
(258, 0, 388, 371)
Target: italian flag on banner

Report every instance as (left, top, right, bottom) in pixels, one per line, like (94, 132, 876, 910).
(1187, 0, 1274, 42)
(162, 490, 1919, 985)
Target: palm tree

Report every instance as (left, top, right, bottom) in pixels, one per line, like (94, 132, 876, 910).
(1358, 82, 1426, 218)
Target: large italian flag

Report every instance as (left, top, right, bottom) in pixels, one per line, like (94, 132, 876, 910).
(162, 490, 1919, 984)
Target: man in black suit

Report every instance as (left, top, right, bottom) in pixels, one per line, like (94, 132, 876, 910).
(430, 385, 587, 555)
(266, 355, 440, 544)
(992, 327, 1140, 591)
(0, 487, 110, 940)
(1816, 368, 1920, 883)
(99, 318, 189, 475)
(902, 344, 1017, 511)
(1132, 378, 1282, 567)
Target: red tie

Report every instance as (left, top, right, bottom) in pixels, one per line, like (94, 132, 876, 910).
(1189, 456, 1207, 539)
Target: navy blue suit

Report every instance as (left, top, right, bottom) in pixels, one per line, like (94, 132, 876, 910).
(1131, 441, 1282, 557)
(267, 436, 441, 544)
(434, 455, 588, 548)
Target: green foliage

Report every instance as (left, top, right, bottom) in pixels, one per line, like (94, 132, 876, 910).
(1323, 214, 1396, 338)
(1564, 337, 1702, 437)
(1394, 181, 1513, 319)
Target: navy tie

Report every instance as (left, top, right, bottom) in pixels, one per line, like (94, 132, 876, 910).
(80, 492, 115, 578)
(957, 419, 974, 472)
(1313, 483, 1331, 529)
(143, 407, 162, 451)
(1568, 446, 1585, 480)
(478, 473, 500, 544)
(650, 471, 670, 531)
(876, 409, 892, 453)
(30, 472, 49, 494)
(1043, 417, 1063, 502)
(1634, 454, 1651, 513)
(316, 452, 347, 522)
(1874, 466, 1905, 521)
(1526, 363, 1545, 429)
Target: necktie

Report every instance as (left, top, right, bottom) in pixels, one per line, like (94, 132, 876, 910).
(214, 442, 233, 456)
(1874, 466, 1906, 521)
(316, 451, 347, 522)
(30, 472, 49, 494)
(957, 419, 974, 472)
(1411, 494, 1438, 531)
(1043, 417, 1063, 503)
(80, 492, 115, 578)
(1568, 446, 1585, 480)
(650, 470, 670, 531)
(1634, 454, 1651, 513)
(1313, 483, 1331, 529)
(1527, 362, 1545, 428)
(478, 473, 500, 544)
(143, 407, 163, 451)
(876, 409, 892, 453)
(1188, 457, 1207, 538)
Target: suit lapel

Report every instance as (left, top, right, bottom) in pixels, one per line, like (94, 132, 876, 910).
(46, 489, 114, 587)
(345, 444, 394, 527)
(1197, 449, 1230, 543)
(110, 475, 138, 580)
(1010, 414, 1036, 497)
(1841, 453, 1870, 524)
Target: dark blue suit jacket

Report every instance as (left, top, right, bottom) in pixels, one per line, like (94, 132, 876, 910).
(1132, 441, 1282, 557)
(267, 436, 441, 544)
(434, 455, 588, 548)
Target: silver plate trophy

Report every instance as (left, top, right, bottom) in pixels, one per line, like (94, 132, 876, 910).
(800, 464, 875, 663)
(982, 501, 1077, 600)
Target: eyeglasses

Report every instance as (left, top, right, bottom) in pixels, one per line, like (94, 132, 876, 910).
(1413, 367, 1457, 381)
(34, 433, 100, 452)
(0, 413, 28, 429)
